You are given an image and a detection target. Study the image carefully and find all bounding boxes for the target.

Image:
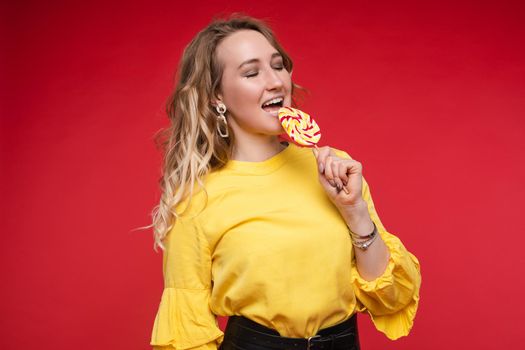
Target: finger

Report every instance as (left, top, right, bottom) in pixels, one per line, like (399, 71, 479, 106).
(338, 161, 349, 186)
(350, 160, 363, 175)
(317, 171, 339, 196)
(317, 146, 331, 165)
(338, 160, 359, 186)
(330, 159, 344, 190)
(324, 156, 337, 187)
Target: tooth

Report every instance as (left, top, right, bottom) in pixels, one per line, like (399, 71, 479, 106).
(263, 97, 283, 107)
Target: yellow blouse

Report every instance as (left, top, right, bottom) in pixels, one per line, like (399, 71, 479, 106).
(150, 143, 422, 350)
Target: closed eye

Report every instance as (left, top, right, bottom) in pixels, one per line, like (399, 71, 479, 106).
(245, 65, 285, 78)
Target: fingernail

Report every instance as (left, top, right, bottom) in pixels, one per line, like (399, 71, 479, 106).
(329, 179, 335, 186)
(336, 183, 342, 191)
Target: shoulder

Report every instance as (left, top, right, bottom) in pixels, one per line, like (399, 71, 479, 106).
(173, 169, 242, 219)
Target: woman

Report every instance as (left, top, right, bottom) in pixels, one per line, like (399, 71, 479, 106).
(149, 14, 421, 350)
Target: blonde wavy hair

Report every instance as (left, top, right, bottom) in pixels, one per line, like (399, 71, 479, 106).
(147, 13, 307, 252)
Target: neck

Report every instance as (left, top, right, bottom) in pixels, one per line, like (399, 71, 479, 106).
(231, 136, 288, 162)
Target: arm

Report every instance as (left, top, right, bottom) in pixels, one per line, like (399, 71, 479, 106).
(347, 177, 422, 340)
(319, 147, 422, 339)
(338, 198, 391, 282)
(150, 215, 224, 350)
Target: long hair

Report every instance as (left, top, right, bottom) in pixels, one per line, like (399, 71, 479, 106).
(148, 13, 307, 252)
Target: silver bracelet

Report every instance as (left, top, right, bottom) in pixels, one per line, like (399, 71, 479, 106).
(348, 221, 377, 239)
(352, 231, 378, 250)
(349, 222, 378, 251)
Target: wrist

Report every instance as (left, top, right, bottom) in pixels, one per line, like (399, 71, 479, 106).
(348, 219, 375, 238)
(351, 221, 378, 250)
(339, 200, 373, 236)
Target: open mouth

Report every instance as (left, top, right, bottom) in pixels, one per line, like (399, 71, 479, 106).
(261, 97, 284, 114)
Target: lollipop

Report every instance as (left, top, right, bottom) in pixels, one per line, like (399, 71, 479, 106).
(278, 107, 321, 147)
(278, 107, 349, 194)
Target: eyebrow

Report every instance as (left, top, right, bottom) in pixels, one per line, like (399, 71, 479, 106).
(237, 52, 283, 69)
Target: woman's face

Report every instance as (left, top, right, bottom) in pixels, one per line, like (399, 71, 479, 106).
(214, 29, 293, 137)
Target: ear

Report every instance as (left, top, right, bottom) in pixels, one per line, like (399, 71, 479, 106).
(211, 92, 224, 107)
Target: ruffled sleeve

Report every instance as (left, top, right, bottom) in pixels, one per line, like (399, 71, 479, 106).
(351, 176, 422, 340)
(150, 214, 224, 350)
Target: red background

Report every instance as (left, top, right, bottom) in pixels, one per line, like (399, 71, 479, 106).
(2, 1, 524, 349)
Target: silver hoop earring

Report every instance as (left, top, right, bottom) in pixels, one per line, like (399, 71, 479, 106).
(215, 102, 229, 138)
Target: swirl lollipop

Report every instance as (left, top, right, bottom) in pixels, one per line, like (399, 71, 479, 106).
(278, 107, 321, 147)
(278, 106, 349, 194)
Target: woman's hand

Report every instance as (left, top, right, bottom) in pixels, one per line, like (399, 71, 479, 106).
(312, 146, 365, 209)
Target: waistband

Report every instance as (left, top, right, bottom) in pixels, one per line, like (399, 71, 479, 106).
(222, 314, 359, 350)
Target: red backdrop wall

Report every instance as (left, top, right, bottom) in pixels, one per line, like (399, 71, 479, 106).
(2, 1, 524, 349)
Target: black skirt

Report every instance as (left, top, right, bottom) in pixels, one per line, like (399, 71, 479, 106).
(219, 314, 361, 350)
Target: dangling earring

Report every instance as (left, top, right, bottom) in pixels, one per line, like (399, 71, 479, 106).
(215, 102, 229, 138)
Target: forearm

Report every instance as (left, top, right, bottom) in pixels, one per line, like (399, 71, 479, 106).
(339, 200, 390, 281)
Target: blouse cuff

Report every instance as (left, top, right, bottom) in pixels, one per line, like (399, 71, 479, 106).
(150, 287, 224, 350)
(351, 230, 422, 340)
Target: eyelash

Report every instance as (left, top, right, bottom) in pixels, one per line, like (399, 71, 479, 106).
(245, 65, 285, 78)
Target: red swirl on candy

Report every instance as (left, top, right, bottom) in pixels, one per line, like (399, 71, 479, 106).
(278, 107, 321, 147)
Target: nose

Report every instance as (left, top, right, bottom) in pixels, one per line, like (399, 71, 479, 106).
(265, 68, 285, 91)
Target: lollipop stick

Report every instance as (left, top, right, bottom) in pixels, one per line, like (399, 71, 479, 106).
(312, 144, 320, 156)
